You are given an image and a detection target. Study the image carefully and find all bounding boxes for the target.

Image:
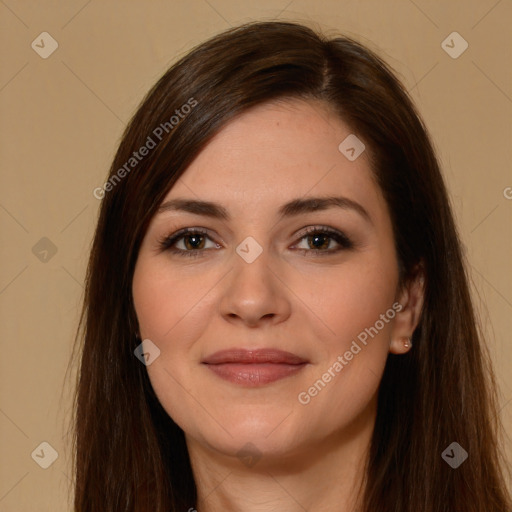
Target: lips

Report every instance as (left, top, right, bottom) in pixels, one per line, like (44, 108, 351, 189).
(202, 348, 308, 386)
(202, 348, 307, 365)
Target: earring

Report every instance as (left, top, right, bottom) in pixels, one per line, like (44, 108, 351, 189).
(403, 337, 412, 349)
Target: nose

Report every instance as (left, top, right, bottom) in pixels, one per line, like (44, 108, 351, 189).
(219, 245, 291, 328)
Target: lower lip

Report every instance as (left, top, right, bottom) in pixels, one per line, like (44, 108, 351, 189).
(204, 362, 307, 386)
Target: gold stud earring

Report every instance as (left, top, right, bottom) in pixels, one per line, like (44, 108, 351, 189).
(403, 337, 412, 349)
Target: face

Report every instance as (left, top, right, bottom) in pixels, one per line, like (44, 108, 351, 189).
(132, 98, 414, 466)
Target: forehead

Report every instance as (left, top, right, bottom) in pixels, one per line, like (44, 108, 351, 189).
(158, 98, 385, 222)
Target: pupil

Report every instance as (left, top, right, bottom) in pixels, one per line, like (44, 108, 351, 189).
(310, 234, 328, 249)
(186, 235, 203, 250)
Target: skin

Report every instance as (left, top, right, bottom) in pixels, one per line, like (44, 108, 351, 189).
(132, 98, 424, 511)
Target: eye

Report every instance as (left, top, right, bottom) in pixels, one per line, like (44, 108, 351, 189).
(157, 228, 220, 258)
(291, 225, 353, 256)
(157, 225, 353, 258)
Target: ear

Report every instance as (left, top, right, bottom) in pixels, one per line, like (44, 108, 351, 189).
(389, 261, 425, 355)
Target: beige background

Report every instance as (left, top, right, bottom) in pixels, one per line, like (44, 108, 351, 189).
(0, 0, 510, 509)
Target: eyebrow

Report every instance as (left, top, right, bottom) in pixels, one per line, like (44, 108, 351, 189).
(157, 195, 372, 224)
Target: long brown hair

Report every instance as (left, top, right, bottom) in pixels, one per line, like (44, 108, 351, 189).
(69, 20, 512, 511)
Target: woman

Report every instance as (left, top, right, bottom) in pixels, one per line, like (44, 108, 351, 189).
(71, 20, 512, 511)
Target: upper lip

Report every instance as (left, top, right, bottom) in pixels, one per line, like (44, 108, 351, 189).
(202, 348, 308, 365)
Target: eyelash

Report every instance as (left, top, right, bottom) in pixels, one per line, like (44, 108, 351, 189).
(157, 225, 354, 259)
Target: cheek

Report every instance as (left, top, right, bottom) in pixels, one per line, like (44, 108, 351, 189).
(293, 250, 399, 348)
(132, 258, 221, 435)
(292, 251, 398, 421)
(132, 257, 220, 342)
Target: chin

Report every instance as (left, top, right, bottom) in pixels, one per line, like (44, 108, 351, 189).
(203, 432, 301, 468)
(192, 412, 308, 462)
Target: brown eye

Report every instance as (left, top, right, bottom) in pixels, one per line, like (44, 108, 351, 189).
(292, 226, 353, 256)
(158, 228, 220, 258)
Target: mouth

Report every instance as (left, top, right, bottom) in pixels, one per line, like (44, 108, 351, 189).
(201, 348, 309, 386)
